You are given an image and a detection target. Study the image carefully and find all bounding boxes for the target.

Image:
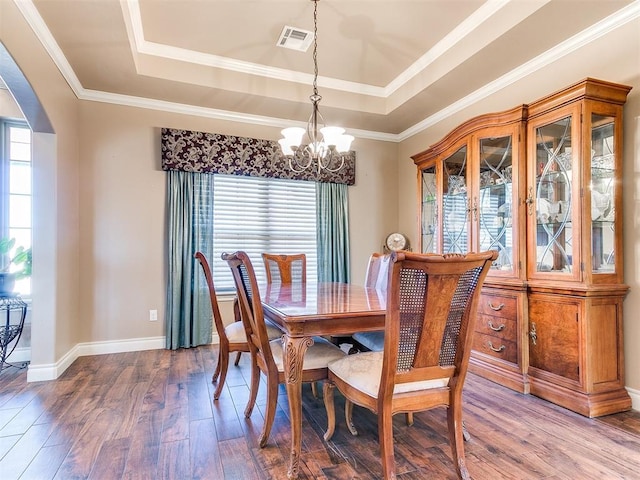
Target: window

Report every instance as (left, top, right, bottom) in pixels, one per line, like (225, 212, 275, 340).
(1, 120, 32, 295)
(210, 174, 317, 292)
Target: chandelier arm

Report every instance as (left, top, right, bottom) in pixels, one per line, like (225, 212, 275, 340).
(289, 150, 314, 173)
(318, 150, 346, 173)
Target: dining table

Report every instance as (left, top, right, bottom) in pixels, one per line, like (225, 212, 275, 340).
(261, 281, 387, 479)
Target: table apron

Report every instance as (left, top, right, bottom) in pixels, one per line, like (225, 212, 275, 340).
(263, 312, 385, 337)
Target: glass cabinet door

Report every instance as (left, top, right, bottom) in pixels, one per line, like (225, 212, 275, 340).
(590, 114, 616, 274)
(478, 135, 514, 272)
(421, 165, 438, 253)
(530, 109, 577, 278)
(443, 146, 468, 254)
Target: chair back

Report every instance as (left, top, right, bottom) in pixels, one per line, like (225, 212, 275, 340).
(223, 251, 277, 370)
(380, 250, 497, 397)
(262, 253, 306, 285)
(194, 251, 227, 343)
(364, 252, 391, 291)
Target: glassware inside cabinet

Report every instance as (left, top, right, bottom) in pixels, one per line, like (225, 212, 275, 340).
(478, 135, 513, 271)
(443, 146, 468, 254)
(591, 115, 615, 273)
(534, 116, 573, 273)
(421, 166, 438, 253)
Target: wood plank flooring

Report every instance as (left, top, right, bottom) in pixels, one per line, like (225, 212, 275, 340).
(1, 345, 640, 479)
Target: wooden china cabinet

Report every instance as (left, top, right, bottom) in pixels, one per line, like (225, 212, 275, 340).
(412, 78, 632, 417)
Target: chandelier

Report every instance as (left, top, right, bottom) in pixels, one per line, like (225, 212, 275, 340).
(278, 0, 354, 174)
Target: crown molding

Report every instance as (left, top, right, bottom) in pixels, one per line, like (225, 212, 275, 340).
(11, 0, 640, 144)
(397, 0, 640, 141)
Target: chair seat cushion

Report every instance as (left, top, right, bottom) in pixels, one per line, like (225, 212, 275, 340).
(352, 331, 385, 352)
(270, 336, 345, 372)
(225, 320, 282, 343)
(328, 351, 449, 398)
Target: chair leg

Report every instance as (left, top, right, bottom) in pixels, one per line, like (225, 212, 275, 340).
(233, 351, 242, 366)
(212, 349, 222, 383)
(345, 400, 358, 436)
(259, 373, 279, 448)
(323, 381, 336, 441)
(378, 405, 397, 480)
(244, 355, 260, 418)
(212, 347, 230, 400)
(405, 412, 414, 426)
(463, 421, 471, 442)
(447, 400, 471, 480)
(311, 381, 319, 398)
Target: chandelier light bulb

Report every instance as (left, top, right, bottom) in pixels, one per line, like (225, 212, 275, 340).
(336, 134, 354, 153)
(320, 126, 345, 147)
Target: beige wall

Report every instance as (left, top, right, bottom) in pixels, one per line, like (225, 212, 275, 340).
(1, 0, 81, 368)
(622, 88, 640, 395)
(76, 101, 398, 344)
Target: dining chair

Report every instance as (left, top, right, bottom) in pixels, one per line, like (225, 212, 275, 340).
(194, 251, 281, 400)
(261, 252, 319, 397)
(261, 253, 306, 285)
(323, 250, 497, 480)
(351, 252, 390, 352)
(222, 250, 346, 448)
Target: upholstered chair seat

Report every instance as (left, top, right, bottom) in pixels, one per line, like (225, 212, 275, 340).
(270, 336, 345, 372)
(224, 319, 281, 344)
(328, 351, 449, 398)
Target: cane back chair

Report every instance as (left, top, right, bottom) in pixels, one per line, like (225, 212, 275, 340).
(323, 250, 497, 479)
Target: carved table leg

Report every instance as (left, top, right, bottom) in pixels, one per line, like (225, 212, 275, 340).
(282, 334, 314, 479)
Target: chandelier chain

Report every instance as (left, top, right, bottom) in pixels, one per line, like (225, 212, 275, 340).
(312, 0, 319, 98)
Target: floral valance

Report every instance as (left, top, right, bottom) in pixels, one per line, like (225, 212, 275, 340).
(161, 128, 356, 185)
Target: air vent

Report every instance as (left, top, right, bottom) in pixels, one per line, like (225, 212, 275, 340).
(276, 26, 313, 52)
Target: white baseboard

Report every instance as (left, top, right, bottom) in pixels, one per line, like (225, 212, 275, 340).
(26, 333, 221, 382)
(627, 386, 640, 412)
(26, 336, 166, 382)
(5, 346, 30, 363)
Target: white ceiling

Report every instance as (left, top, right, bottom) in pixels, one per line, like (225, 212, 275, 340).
(12, 0, 640, 141)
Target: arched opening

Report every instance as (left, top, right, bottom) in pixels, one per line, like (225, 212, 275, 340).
(1, 41, 58, 381)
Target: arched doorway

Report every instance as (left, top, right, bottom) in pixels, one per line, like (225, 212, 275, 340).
(1, 41, 58, 381)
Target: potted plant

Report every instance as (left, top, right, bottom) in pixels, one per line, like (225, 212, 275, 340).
(0, 237, 32, 296)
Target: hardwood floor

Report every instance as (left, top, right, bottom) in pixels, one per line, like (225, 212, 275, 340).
(1, 346, 640, 479)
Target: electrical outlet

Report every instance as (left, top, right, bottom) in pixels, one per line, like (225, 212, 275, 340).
(149, 309, 158, 321)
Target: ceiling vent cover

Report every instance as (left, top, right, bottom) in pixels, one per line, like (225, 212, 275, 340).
(276, 26, 313, 52)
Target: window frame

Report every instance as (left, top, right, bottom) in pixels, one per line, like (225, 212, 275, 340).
(1, 118, 32, 297)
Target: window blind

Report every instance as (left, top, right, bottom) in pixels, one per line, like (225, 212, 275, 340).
(2, 121, 32, 296)
(211, 174, 318, 292)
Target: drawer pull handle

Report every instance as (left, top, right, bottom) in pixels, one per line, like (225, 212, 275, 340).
(487, 341, 506, 353)
(529, 322, 537, 346)
(488, 302, 505, 311)
(488, 321, 505, 332)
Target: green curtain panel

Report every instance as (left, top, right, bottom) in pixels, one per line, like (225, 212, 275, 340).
(316, 182, 350, 282)
(166, 171, 214, 349)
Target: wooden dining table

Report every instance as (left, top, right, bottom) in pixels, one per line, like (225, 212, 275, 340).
(261, 281, 386, 479)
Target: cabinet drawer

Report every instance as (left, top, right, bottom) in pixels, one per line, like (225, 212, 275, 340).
(478, 294, 517, 319)
(473, 332, 517, 364)
(475, 314, 516, 342)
